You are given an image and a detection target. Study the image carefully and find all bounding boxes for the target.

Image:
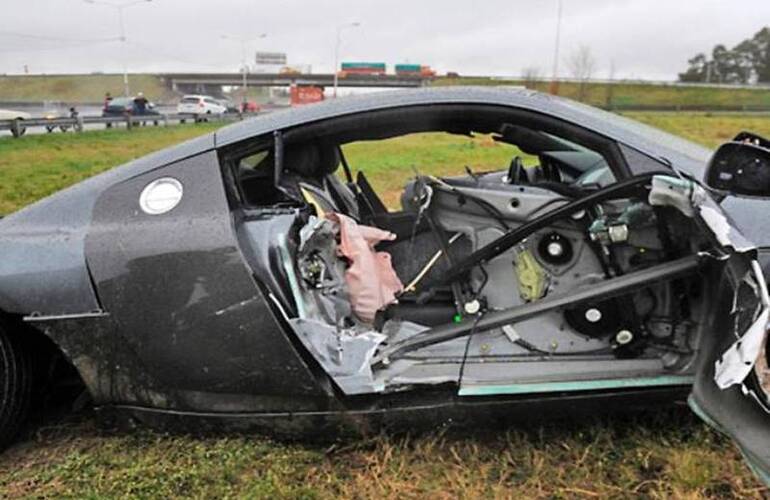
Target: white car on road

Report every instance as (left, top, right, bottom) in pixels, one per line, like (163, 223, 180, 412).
(176, 95, 227, 117)
(0, 109, 31, 121)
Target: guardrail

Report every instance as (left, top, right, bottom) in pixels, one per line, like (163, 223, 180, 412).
(0, 112, 246, 138)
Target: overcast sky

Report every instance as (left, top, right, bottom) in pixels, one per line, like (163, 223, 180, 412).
(1, 0, 768, 80)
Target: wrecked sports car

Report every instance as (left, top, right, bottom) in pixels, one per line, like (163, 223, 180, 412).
(0, 87, 768, 481)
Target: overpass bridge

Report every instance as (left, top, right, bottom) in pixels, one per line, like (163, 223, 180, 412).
(162, 72, 430, 95)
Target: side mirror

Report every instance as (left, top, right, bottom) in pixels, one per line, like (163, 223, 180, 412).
(705, 132, 770, 198)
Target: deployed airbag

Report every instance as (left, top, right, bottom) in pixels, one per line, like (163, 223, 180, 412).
(326, 212, 403, 323)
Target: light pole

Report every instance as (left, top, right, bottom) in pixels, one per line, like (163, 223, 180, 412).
(221, 34, 266, 106)
(549, 0, 563, 94)
(84, 0, 152, 97)
(333, 22, 360, 98)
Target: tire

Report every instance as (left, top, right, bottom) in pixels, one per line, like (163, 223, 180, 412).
(0, 324, 32, 450)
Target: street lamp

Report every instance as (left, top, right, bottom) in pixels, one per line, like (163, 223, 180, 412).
(84, 0, 153, 97)
(221, 33, 267, 106)
(549, 0, 563, 95)
(333, 21, 360, 98)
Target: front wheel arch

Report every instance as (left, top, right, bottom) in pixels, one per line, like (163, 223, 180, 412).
(0, 315, 88, 450)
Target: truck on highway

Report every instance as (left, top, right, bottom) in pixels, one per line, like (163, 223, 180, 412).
(395, 64, 436, 77)
(339, 62, 387, 76)
(290, 84, 324, 106)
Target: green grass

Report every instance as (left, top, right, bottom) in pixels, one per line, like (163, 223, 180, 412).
(625, 112, 770, 147)
(0, 74, 175, 103)
(343, 133, 522, 207)
(0, 113, 769, 498)
(0, 123, 221, 214)
(1, 411, 765, 498)
(3, 72, 770, 110)
(434, 77, 770, 109)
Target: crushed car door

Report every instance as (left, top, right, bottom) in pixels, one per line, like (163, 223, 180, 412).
(687, 135, 770, 486)
(688, 254, 770, 486)
(84, 150, 328, 410)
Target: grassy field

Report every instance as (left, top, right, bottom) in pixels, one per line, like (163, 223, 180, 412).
(2, 72, 770, 111)
(434, 77, 770, 110)
(0, 123, 221, 214)
(0, 74, 178, 104)
(0, 113, 769, 497)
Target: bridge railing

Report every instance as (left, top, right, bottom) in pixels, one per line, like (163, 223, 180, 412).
(0, 112, 246, 138)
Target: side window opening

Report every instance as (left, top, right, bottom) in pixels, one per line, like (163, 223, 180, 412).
(235, 148, 291, 207)
(224, 106, 626, 214)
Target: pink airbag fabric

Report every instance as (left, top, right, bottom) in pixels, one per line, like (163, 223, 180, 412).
(326, 213, 403, 323)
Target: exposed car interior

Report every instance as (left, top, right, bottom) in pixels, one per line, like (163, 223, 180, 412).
(221, 104, 732, 396)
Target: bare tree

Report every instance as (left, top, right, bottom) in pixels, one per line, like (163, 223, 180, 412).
(605, 59, 616, 109)
(521, 66, 541, 89)
(567, 45, 596, 102)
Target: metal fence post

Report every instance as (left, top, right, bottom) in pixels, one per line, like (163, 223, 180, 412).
(10, 119, 21, 138)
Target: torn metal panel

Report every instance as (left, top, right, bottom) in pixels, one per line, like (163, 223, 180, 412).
(698, 199, 756, 253)
(715, 261, 770, 390)
(649, 175, 755, 253)
(296, 215, 351, 324)
(648, 175, 706, 217)
(289, 318, 386, 395)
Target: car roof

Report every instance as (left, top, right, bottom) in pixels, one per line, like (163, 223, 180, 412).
(214, 86, 711, 176)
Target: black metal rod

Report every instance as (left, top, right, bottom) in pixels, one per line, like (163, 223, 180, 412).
(377, 254, 703, 362)
(431, 173, 660, 288)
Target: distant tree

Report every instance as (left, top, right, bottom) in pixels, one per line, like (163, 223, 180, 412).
(605, 60, 616, 109)
(678, 25, 770, 84)
(679, 53, 709, 82)
(711, 44, 750, 84)
(567, 45, 596, 101)
(733, 39, 756, 83)
(750, 27, 770, 83)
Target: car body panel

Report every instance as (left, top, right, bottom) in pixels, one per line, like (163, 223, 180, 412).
(0, 133, 214, 315)
(82, 151, 329, 411)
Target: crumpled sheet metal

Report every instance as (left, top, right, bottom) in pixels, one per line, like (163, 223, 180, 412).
(289, 318, 386, 394)
(715, 261, 770, 393)
(649, 175, 765, 396)
(325, 212, 403, 323)
(649, 175, 755, 253)
(648, 175, 703, 218)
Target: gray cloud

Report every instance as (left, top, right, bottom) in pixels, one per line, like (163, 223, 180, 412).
(1, 0, 768, 80)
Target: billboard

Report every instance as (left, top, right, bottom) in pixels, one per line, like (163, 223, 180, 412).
(255, 52, 287, 65)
